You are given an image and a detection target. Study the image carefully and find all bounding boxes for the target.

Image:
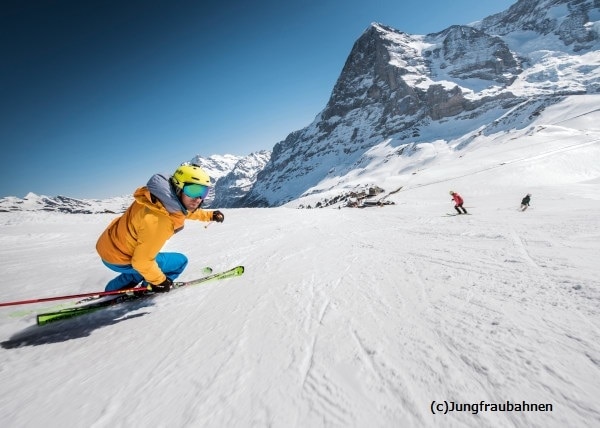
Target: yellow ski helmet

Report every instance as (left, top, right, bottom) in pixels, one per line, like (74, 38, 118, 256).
(171, 163, 212, 191)
(449, 190, 455, 195)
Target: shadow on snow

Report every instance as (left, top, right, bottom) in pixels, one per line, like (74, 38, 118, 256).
(1, 298, 156, 349)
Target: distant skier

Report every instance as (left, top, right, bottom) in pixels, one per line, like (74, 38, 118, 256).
(520, 193, 531, 211)
(449, 190, 468, 214)
(96, 162, 224, 293)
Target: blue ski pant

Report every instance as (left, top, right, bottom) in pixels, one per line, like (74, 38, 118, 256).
(102, 252, 188, 291)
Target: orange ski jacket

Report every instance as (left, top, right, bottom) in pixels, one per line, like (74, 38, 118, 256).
(96, 174, 213, 285)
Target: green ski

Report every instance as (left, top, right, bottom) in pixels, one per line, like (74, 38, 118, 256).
(36, 266, 244, 326)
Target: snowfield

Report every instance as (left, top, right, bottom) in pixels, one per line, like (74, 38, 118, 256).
(1, 97, 600, 427)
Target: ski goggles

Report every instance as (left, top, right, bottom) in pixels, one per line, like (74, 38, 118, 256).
(182, 183, 210, 199)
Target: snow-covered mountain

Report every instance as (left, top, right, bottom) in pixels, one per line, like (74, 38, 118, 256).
(188, 152, 271, 208)
(236, 0, 599, 207)
(209, 150, 272, 208)
(188, 154, 243, 207)
(0, 193, 130, 214)
(189, 154, 242, 181)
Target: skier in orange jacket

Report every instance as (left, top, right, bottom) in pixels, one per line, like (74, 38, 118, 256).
(96, 163, 224, 293)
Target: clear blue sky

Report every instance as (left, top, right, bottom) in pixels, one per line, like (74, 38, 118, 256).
(0, 0, 516, 198)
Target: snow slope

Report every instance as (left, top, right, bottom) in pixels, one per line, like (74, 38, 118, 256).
(1, 99, 599, 427)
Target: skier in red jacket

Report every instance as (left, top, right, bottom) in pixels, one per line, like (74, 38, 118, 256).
(450, 191, 468, 214)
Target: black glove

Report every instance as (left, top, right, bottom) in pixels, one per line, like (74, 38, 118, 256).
(150, 277, 172, 293)
(212, 210, 224, 223)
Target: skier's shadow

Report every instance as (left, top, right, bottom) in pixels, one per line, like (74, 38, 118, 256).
(1, 298, 156, 349)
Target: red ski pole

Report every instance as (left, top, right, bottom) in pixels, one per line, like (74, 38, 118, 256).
(0, 285, 150, 307)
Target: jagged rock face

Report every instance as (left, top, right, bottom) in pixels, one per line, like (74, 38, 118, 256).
(478, 0, 599, 51)
(322, 25, 421, 122)
(321, 22, 523, 126)
(425, 26, 520, 85)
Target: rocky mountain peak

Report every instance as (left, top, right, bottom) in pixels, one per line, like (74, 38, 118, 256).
(322, 23, 422, 122)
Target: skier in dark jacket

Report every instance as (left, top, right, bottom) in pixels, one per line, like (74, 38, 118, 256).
(520, 193, 531, 211)
(449, 191, 468, 214)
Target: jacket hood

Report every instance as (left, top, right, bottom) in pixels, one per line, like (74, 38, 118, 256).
(145, 173, 188, 214)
